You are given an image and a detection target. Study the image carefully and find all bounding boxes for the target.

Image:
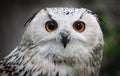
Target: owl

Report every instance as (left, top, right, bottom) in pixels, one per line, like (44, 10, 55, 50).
(0, 8, 104, 76)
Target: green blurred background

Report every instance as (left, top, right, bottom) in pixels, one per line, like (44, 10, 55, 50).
(0, 0, 120, 76)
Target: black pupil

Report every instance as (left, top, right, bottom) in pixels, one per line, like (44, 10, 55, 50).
(48, 22, 56, 30)
(75, 23, 82, 30)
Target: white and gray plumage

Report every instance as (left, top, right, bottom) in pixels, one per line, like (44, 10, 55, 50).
(0, 8, 104, 76)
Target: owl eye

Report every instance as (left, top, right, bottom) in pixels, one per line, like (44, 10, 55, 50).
(73, 21, 85, 32)
(45, 21, 58, 32)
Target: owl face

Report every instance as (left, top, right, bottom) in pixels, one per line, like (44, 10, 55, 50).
(24, 8, 103, 56)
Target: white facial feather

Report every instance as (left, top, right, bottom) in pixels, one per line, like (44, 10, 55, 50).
(24, 8, 103, 55)
(5, 8, 104, 76)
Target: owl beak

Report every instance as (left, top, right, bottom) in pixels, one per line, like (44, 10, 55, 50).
(60, 33, 70, 48)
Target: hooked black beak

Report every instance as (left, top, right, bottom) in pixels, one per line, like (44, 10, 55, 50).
(60, 33, 70, 48)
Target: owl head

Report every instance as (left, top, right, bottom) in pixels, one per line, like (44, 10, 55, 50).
(21, 8, 103, 57)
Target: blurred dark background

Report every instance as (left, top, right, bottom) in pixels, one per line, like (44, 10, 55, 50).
(0, 0, 120, 76)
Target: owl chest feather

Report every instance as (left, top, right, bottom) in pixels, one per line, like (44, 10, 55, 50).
(0, 59, 93, 76)
(16, 52, 94, 76)
(0, 40, 103, 76)
(0, 44, 101, 76)
(18, 57, 90, 76)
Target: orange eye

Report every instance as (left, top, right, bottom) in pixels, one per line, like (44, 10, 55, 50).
(45, 21, 58, 32)
(73, 21, 85, 32)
